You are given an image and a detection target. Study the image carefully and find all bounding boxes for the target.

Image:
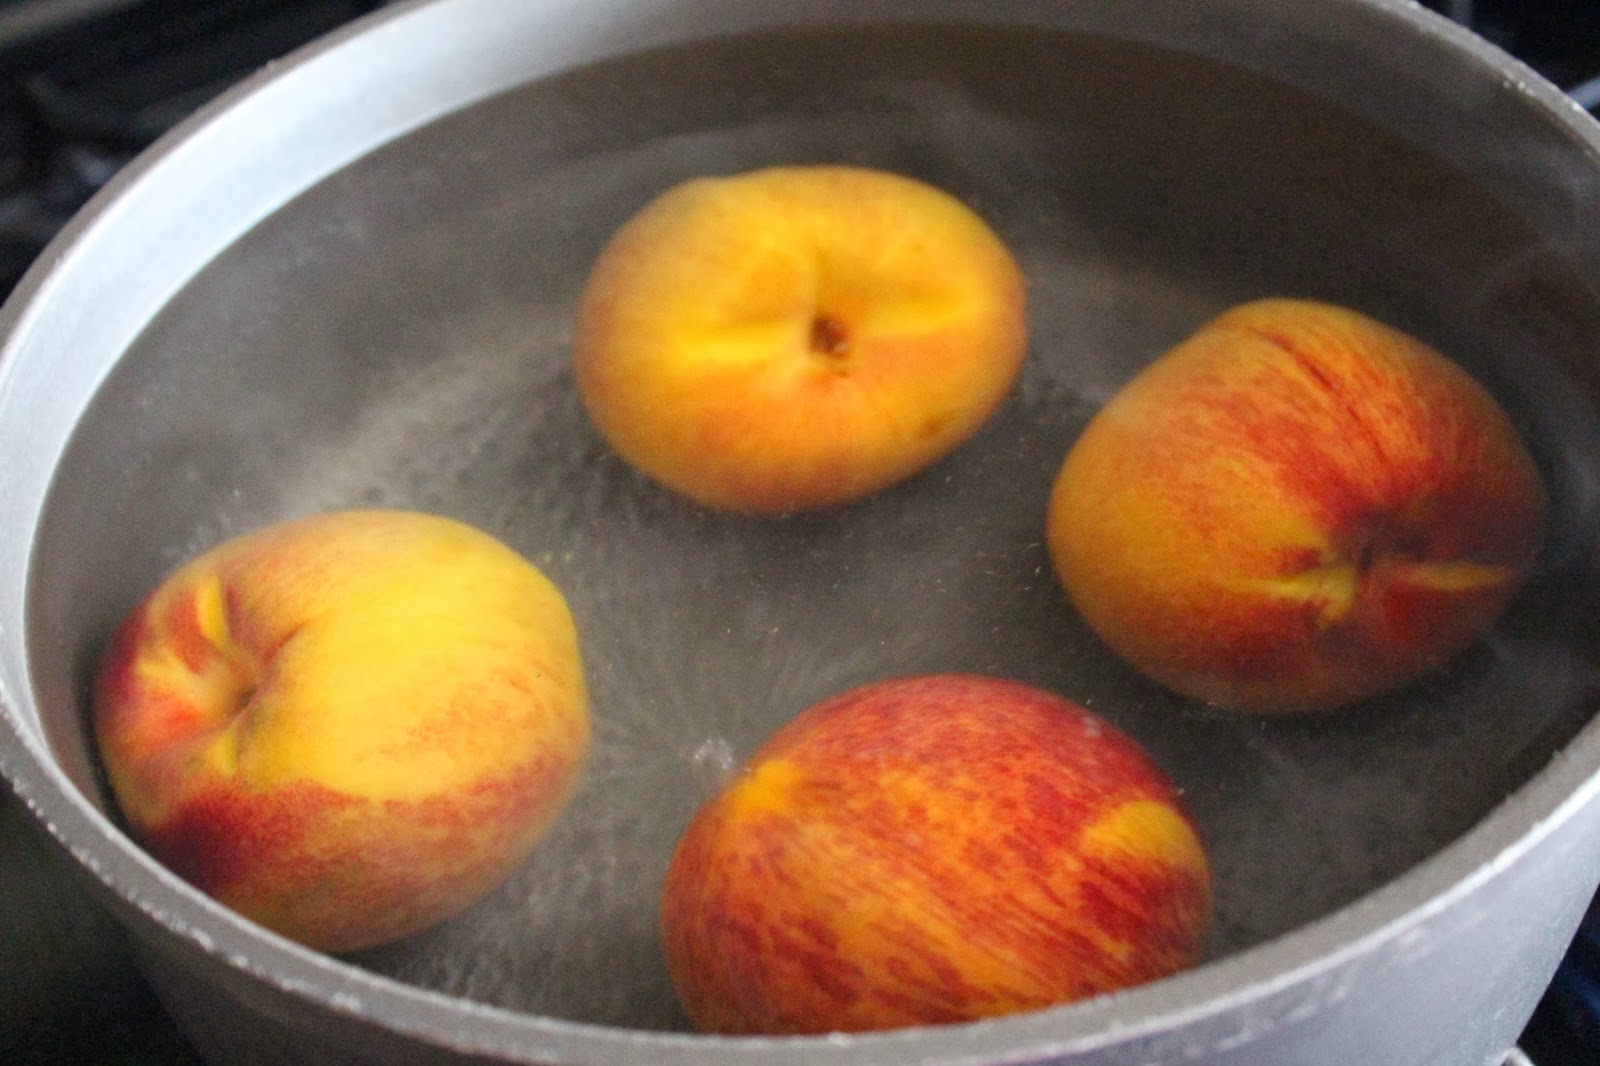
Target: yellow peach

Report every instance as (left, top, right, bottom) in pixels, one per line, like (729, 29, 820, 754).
(92, 509, 588, 953)
(574, 165, 1028, 514)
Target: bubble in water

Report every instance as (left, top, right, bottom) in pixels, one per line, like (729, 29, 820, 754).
(688, 735, 740, 799)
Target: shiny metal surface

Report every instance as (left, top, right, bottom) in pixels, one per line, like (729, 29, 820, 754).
(3, 0, 1600, 1063)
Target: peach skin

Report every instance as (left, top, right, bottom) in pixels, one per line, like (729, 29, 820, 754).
(93, 509, 589, 953)
(1047, 298, 1549, 714)
(574, 164, 1028, 514)
(660, 674, 1211, 1035)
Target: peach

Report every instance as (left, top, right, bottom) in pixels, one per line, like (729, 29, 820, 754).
(660, 674, 1211, 1035)
(1047, 298, 1548, 714)
(92, 509, 588, 953)
(573, 165, 1028, 514)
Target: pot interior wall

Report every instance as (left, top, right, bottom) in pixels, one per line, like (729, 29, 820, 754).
(24, 21, 1600, 1032)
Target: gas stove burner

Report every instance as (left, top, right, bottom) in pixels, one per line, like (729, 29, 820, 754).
(0, 0, 391, 295)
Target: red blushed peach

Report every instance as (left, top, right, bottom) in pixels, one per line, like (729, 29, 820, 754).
(660, 674, 1211, 1035)
(92, 509, 589, 953)
(573, 165, 1028, 514)
(1047, 298, 1549, 714)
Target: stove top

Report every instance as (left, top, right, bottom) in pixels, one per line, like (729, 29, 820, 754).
(1, 0, 1598, 1063)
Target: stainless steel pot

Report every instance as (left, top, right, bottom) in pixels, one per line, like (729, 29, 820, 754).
(5, 1, 1600, 1063)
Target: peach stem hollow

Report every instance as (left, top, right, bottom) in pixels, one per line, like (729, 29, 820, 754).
(809, 313, 850, 359)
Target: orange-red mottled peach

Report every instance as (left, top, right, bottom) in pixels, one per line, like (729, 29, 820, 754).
(660, 674, 1211, 1035)
(1048, 298, 1548, 713)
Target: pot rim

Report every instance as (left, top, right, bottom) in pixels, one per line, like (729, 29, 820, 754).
(3, 0, 1599, 1062)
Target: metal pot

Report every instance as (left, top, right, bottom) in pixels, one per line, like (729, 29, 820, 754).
(5, 0, 1600, 1062)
